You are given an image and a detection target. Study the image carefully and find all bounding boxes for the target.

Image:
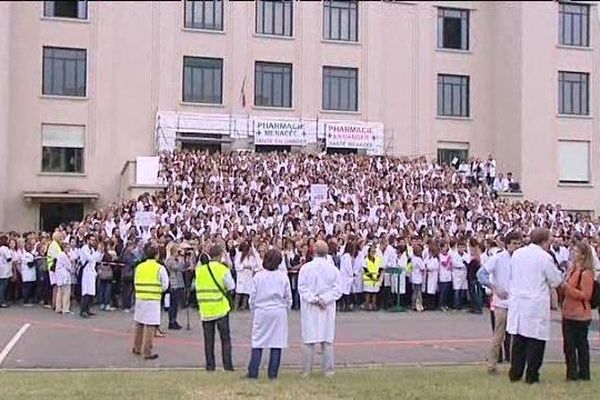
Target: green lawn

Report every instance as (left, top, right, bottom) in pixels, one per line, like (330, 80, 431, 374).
(1, 365, 598, 400)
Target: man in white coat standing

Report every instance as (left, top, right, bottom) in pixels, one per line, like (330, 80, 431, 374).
(507, 228, 563, 384)
(79, 234, 103, 318)
(298, 240, 342, 378)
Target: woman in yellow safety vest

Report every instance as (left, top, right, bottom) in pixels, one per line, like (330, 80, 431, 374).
(363, 246, 383, 312)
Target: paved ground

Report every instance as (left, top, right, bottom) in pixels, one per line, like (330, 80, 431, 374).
(1, 306, 598, 369)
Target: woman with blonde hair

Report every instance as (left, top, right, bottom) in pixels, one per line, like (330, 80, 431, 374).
(560, 240, 595, 381)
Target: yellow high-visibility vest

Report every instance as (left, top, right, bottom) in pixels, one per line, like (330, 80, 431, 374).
(363, 256, 383, 288)
(195, 261, 230, 321)
(47, 240, 61, 270)
(134, 259, 163, 301)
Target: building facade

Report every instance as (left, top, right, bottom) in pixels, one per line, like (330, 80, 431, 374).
(0, 0, 598, 232)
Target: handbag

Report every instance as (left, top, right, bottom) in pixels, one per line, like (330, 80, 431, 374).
(206, 261, 233, 309)
(98, 262, 114, 281)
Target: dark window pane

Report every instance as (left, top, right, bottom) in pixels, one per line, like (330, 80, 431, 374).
(323, 0, 358, 42)
(42, 47, 87, 96)
(558, 71, 589, 115)
(438, 8, 469, 50)
(437, 74, 469, 117)
(42, 147, 83, 173)
(323, 66, 358, 111)
(184, 0, 223, 31)
(256, 0, 293, 36)
(255, 62, 292, 107)
(44, 1, 87, 19)
(182, 57, 223, 103)
(559, 4, 589, 47)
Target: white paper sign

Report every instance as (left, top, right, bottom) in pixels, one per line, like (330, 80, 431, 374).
(325, 122, 384, 154)
(136, 156, 159, 185)
(310, 184, 328, 209)
(253, 118, 307, 146)
(135, 211, 156, 228)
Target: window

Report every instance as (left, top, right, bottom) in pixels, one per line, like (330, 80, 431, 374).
(437, 74, 470, 117)
(558, 71, 589, 115)
(559, 3, 590, 47)
(42, 47, 87, 97)
(184, 0, 223, 31)
(437, 7, 469, 50)
(323, 66, 358, 111)
(44, 1, 88, 19)
(256, 0, 293, 36)
(323, 0, 358, 42)
(437, 142, 469, 167)
(182, 56, 223, 103)
(558, 140, 590, 183)
(255, 62, 292, 108)
(41, 124, 85, 173)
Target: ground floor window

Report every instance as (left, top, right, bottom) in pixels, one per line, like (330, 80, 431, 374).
(179, 141, 222, 153)
(437, 147, 468, 168)
(40, 202, 84, 232)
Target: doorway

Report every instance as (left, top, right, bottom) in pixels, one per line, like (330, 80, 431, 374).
(40, 202, 84, 232)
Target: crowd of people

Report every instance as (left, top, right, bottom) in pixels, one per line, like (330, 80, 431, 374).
(0, 149, 599, 380)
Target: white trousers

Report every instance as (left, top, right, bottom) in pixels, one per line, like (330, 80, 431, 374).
(303, 342, 335, 376)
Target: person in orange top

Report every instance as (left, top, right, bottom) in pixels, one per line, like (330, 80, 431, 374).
(559, 240, 595, 382)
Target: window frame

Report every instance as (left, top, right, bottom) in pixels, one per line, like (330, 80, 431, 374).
(183, 0, 224, 32)
(42, 46, 88, 98)
(437, 7, 470, 51)
(322, 66, 358, 112)
(558, 71, 590, 116)
(182, 56, 224, 104)
(40, 124, 86, 174)
(254, 61, 293, 108)
(558, 2, 590, 48)
(43, 0, 89, 21)
(437, 74, 470, 118)
(255, 0, 294, 37)
(322, 0, 359, 42)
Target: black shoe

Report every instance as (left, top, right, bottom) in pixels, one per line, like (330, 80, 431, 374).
(144, 354, 159, 360)
(80, 312, 90, 318)
(168, 323, 182, 330)
(88, 311, 96, 316)
(224, 367, 235, 372)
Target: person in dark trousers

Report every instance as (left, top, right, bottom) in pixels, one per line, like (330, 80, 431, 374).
(467, 239, 483, 314)
(165, 244, 185, 330)
(507, 228, 562, 384)
(246, 249, 292, 379)
(120, 241, 138, 312)
(559, 240, 595, 381)
(195, 245, 235, 372)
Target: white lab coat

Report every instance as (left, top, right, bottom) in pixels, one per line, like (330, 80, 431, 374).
(19, 250, 36, 282)
(351, 255, 363, 293)
(507, 244, 563, 341)
(382, 245, 396, 287)
(249, 270, 292, 349)
(79, 245, 103, 296)
(410, 257, 425, 285)
(425, 257, 439, 295)
(54, 251, 72, 286)
(392, 252, 408, 294)
(0, 245, 13, 279)
(339, 253, 354, 295)
(438, 253, 453, 283)
(298, 256, 342, 344)
(451, 250, 469, 290)
(235, 254, 259, 295)
(134, 264, 169, 326)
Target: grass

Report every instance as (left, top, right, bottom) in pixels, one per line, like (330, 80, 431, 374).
(0, 365, 598, 400)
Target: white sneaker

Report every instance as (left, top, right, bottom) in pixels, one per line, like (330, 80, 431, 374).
(100, 304, 106, 311)
(106, 306, 116, 311)
(123, 308, 131, 313)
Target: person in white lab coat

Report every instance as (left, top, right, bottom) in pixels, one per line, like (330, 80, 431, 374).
(79, 234, 104, 318)
(54, 242, 74, 315)
(351, 240, 365, 309)
(0, 235, 12, 308)
(424, 241, 440, 310)
(234, 241, 259, 311)
(507, 228, 563, 384)
(339, 241, 356, 312)
(298, 240, 342, 378)
(410, 245, 425, 312)
(438, 241, 453, 311)
(247, 249, 292, 380)
(451, 239, 470, 310)
(19, 240, 36, 306)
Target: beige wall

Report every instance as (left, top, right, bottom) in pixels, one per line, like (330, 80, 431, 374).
(1, 1, 599, 231)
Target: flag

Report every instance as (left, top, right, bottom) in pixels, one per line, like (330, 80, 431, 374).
(240, 75, 247, 109)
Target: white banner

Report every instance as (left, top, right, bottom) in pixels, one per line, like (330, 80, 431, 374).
(310, 184, 328, 209)
(253, 118, 307, 146)
(135, 211, 156, 228)
(325, 122, 384, 154)
(136, 156, 159, 185)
